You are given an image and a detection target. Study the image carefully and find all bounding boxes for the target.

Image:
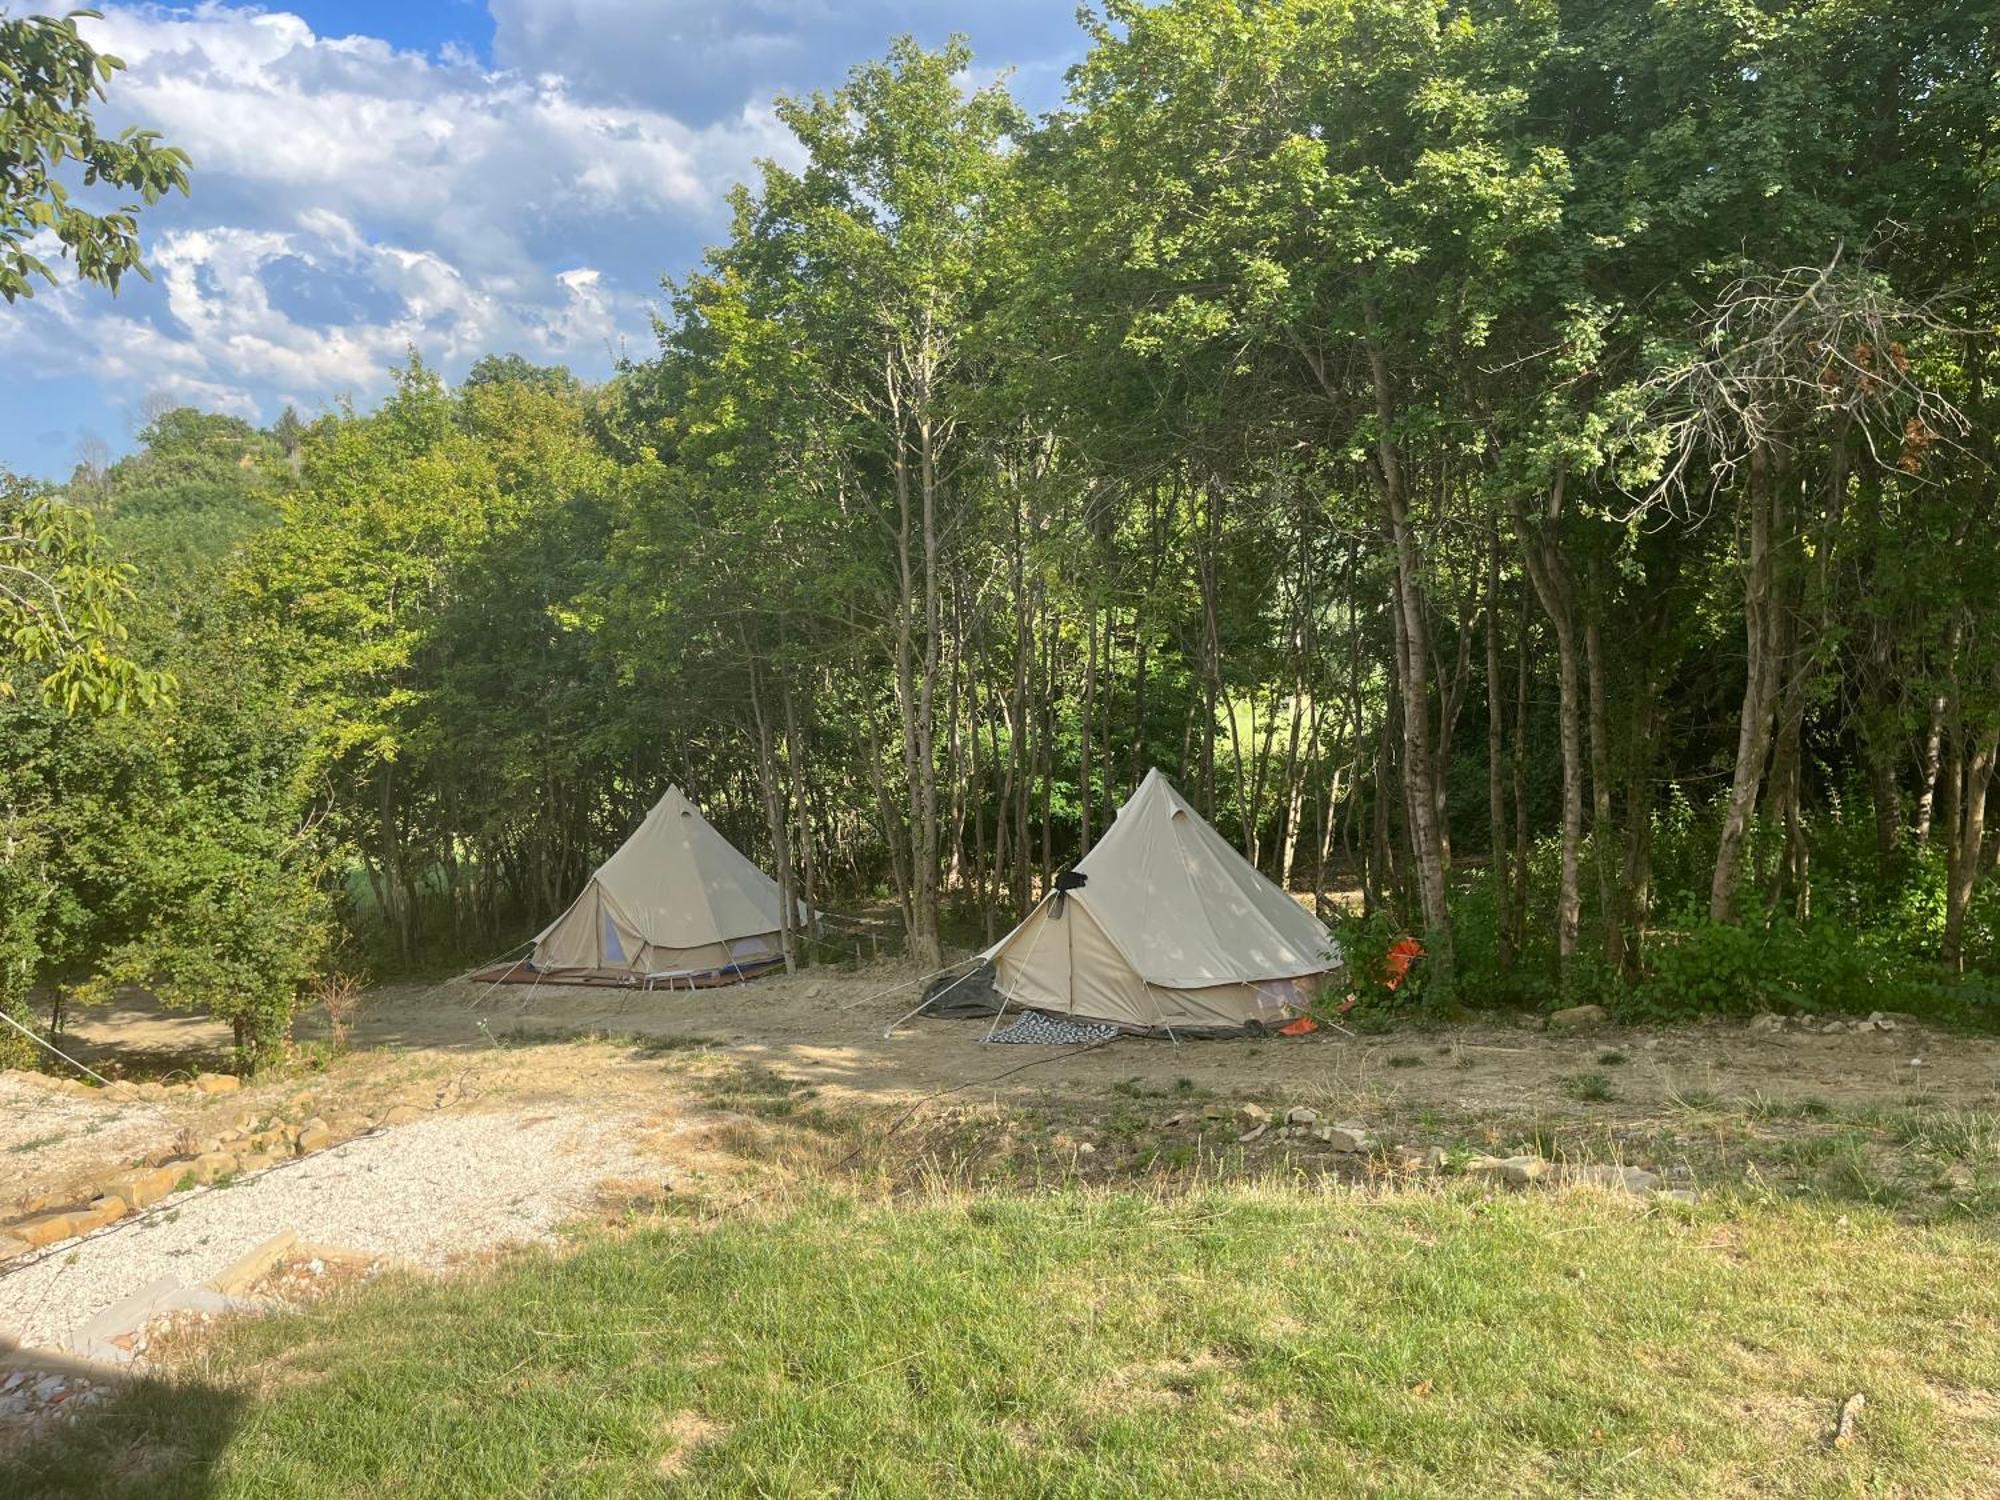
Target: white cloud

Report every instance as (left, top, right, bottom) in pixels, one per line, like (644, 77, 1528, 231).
(1, 3, 798, 436)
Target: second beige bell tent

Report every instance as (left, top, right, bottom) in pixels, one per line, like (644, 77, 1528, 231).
(523, 785, 801, 986)
(976, 768, 1342, 1034)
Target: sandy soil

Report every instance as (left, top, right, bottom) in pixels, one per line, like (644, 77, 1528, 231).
(44, 958, 2000, 1125)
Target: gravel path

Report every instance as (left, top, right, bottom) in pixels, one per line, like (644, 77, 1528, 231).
(0, 1105, 656, 1352)
(1, 1076, 175, 1201)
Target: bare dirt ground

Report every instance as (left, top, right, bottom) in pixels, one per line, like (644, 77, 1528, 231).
(8, 960, 2000, 1369)
(30, 960, 2000, 1186)
(33, 958, 2000, 1131)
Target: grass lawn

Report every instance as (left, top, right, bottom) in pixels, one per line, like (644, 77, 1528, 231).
(8, 1183, 1999, 1497)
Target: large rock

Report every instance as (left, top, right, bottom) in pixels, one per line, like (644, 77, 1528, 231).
(0, 1232, 29, 1263)
(1236, 1102, 1272, 1126)
(295, 1118, 333, 1154)
(381, 1104, 425, 1127)
(135, 1082, 168, 1102)
(1285, 1106, 1319, 1126)
(1323, 1122, 1375, 1153)
(94, 1163, 186, 1212)
(193, 1072, 241, 1094)
(190, 1152, 239, 1184)
(1546, 1005, 1608, 1033)
(8, 1203, 119, 1247)
(1501, 1155, 1549, 1186)
(1748, 1013, 1787, 1033)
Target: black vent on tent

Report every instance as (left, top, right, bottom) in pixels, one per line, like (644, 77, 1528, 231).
(1051, 868, 1086, 917)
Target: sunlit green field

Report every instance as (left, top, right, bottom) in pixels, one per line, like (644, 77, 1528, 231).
(11, 1183, 1999, 1498)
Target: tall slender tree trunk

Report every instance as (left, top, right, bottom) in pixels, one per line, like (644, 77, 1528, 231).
(1943, 719, 1999, 970)
(745, 654, 796, 973)
(1364, 327, 1453, 983)
(1080, 600, 1097, 853)
(784, 684, 817, 940)
(1519, 492, 1583, 962)
(1711, 443, 1787, 923)
(1484, 536, 1514, 972)
(1583, 603, 1621, 968)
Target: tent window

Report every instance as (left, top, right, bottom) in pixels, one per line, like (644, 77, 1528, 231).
(603, 915, 627, 965)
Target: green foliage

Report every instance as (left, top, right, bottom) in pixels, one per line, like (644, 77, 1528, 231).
(1, 473, 170, 711)
(2, 411, 328, 1072)
(0, 8, 191, 301)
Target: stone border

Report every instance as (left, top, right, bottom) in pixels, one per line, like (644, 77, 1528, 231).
(3, 1089, 449, 1271)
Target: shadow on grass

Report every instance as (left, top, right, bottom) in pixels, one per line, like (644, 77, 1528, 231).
(0, 1372, 245, 1500)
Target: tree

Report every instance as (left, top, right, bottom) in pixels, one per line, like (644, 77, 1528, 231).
(0, 8, 191, 302)
(1, 471, 168, 711)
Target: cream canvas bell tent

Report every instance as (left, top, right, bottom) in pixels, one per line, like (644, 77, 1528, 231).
(971, 768, 1342, 1034)
(524, 786, 799, 985)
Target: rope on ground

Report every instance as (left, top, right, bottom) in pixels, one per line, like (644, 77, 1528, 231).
(0, 1009, 113, 1087)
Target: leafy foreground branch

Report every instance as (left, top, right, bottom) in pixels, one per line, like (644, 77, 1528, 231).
(6, 1185, 1997, 1497)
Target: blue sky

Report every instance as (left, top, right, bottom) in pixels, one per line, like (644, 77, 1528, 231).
(1, 2, 1086, 479)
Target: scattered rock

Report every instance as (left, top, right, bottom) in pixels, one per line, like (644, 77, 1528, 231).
(1284, 1106, 1318, 1126)
(381, 1104, 425, 1127)
(1500, 1155, 1549, 1186)
(295, 1118, 333, 1154)
(1237, 1123, 1269, 1144)
(1162, 1112, 1187, 1127)
(1546, 1004, 1608, 1032)
(1236, 1102, 1271, 1126)
(1832, 1392, 1866, 1449)
(9, 1207, 106, 1248)
(135, 1082, 168, 1102)
(1748, 1013, 1787, 1033)
(1565, 1163, 1660, 1195)
(1324, 1122, 1374, 1153)
(1820, 1021, 1848, 1035)
(94, 1163, 185, 1212)
(193, 1072, 241, 1095)
(104, 1081, 139, 1102)
(1394, 1145, 1447, 1172)
(190, 1152, 238, 1184)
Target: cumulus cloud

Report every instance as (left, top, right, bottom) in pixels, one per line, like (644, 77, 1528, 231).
(487, 0, 1082, 121)
(3, 3, 799, 443)
(1, 1, 1084, 470)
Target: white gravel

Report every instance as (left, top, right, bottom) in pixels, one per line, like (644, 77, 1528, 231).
(1, 1075, 175, 1196)
(0, 1105, 658, 1352)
